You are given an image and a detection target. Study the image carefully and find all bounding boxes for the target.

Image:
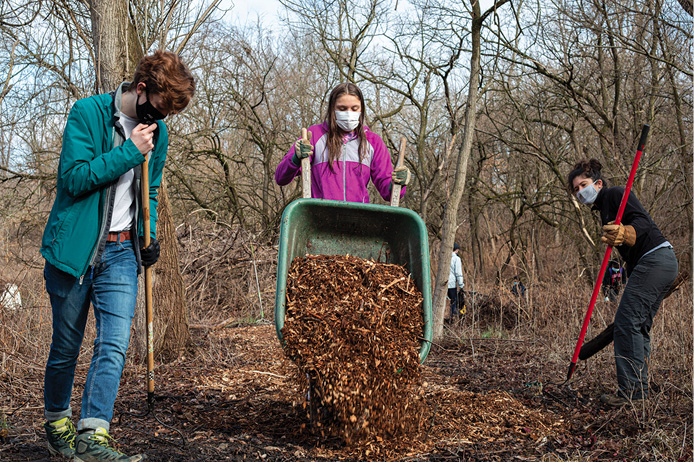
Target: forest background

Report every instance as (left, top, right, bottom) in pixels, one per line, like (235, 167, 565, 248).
(0, 0, 692, 460)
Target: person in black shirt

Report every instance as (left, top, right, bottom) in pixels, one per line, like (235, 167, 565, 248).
(568, 159, 678, 406)
(602, 260, 625, 303)
(511, 275, 526, 298)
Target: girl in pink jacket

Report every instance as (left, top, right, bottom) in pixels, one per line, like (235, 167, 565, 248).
(275, 83, 410, 203)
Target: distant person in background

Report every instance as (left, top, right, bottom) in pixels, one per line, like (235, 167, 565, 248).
(447, 243, 465, 320)
(275, 82, 411, 203)
(602, 260, 626, 303)
(511, 275, 525, 298)
(40, 51, 195, 461)
(568, 158, 677, 407)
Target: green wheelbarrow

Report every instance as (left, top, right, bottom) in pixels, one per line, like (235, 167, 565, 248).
(274, 198, 433, 363)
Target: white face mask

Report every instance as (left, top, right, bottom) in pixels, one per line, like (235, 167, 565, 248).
(335, 111, 361, 132)
(576, 181, 599, 205)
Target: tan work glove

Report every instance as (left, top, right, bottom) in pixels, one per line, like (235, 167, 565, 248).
(601, 222, 636, 246)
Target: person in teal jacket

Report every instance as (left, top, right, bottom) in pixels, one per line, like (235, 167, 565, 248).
(40, 51, 195, 462)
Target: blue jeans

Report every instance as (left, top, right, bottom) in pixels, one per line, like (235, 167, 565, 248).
(44, 240, 138, 432)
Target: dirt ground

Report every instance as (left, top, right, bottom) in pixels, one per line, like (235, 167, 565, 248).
(1, 323, 691, 461)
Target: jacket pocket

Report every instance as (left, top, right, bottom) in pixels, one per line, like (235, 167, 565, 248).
(52, 205, 79, 244)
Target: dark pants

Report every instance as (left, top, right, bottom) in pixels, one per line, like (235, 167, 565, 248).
(448, 288, 459, 317)
(614, 246, 677, 400)
(604, 286, 620, 303)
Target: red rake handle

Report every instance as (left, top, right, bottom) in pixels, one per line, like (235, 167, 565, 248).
(567, 124, 649, 381)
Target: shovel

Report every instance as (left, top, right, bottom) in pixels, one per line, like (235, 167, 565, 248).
(390, 137, 407, 207)
(300, 128, 311, 198)
(141, 155, 155, 414)
(118, 154, 185, 447)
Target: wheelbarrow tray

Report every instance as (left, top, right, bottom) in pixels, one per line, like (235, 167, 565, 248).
(274, 198, 432, 363)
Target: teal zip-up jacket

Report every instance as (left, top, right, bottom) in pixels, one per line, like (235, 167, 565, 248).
(41, 82, 167, 278)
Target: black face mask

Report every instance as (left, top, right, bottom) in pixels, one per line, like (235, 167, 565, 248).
(136, 91, 166, 125)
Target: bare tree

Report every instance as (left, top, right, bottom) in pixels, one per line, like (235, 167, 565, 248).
(428, 0, 512, 341)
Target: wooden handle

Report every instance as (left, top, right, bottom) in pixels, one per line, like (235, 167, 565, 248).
(300, 128, 311, 199)
(390, 137, 407, 207)
(140, 158, 154, 394)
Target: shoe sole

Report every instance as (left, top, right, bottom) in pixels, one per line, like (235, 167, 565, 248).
(74, 453, 145, 462)
(47, 442, 74, 459)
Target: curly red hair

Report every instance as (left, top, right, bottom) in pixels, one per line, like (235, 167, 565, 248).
(128, 50, 195, 114)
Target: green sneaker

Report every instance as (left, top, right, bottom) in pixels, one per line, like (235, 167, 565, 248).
(74, 427, 145, 462)
(44, 417, 76, 458)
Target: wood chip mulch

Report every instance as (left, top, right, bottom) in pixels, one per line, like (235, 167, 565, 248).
(281, 254, 425, 445)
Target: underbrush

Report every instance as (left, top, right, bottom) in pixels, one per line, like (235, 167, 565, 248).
(0, 219, 691, 460)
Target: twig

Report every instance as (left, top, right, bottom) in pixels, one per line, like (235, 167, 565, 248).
(418, 336, 456, 353)
(465, 337, 531, 342)
(189, 316, 237, 330)
(238, 370, 287, 379)
(249, 242, 264, 320)
(378, 277, 405, 296)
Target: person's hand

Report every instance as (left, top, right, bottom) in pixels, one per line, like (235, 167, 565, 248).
(291, 132, 313, 166)
(140, 238, 160, 267)
(392, 166, 411, 186)
(131, 123, 158, 156)
(601, 222, 636, 246)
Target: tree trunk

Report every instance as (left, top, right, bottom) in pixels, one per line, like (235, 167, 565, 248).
(133, 178, 191, 361)
(88, 0, 130, 92)
(153, 178, 191, 360)
(432, 5, 484, 342)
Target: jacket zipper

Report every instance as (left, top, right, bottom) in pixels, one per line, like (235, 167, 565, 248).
(81, 183, 114, 285)
(80, 124, 118, 285)
(342, 143, 347, 201)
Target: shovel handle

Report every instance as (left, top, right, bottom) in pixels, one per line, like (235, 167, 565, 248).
(141, 156, 154, 395)
(390, 137, 407, 207)
(300, 128, 311, 199)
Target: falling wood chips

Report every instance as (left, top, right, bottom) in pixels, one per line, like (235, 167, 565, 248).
(282, 254, 425, 443)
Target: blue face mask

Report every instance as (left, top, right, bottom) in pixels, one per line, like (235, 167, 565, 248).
(577, 181, 599, 205)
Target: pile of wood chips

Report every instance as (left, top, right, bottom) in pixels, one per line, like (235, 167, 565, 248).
(282, 254, 425, 443)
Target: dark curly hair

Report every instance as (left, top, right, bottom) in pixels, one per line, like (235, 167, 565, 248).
(567, 158, 608, 193)
(127, 50, 195, 114)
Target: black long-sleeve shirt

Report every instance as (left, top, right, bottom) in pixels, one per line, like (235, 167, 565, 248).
(593, 186, 667, 275)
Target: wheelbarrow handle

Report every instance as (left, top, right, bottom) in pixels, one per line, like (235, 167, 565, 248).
(301, 128, 311, 199)
(390, 136, 407, 207)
